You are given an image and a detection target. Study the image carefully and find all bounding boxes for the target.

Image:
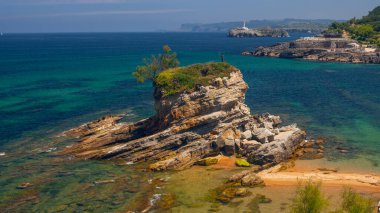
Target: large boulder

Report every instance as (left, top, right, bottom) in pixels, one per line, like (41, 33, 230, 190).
(248, 128, 306, 165)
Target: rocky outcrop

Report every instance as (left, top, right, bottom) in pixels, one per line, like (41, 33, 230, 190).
(243, 37, 380, 64)
(58, 66, 305, 170)
(228, 28, 289, 38)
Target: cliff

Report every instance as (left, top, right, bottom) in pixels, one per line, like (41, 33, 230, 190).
(228, 28, 289, 38)
(58, 63, 306, 171)
(243, 37, 380, 64)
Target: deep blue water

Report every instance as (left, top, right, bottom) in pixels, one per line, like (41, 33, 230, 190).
(0, 32, 380, 211)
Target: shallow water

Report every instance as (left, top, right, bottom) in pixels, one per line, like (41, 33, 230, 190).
(0, 33, 380, 212)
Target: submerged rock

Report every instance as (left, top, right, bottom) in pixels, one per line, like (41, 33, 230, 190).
(93, 179, 115, 185)
(16, 182, 33, 189)
(241, 174, 264, 187)
(228, 170, 264, 187)
(58, 63, 306, 171)
(196, 157, 219, 166)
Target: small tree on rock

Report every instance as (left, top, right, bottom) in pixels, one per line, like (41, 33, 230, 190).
(132, 45, 179, 84)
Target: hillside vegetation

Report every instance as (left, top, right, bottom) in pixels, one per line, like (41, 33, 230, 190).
(329, 6, 380, 47)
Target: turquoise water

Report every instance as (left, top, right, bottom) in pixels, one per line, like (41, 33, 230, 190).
(0, 33, 380, 211)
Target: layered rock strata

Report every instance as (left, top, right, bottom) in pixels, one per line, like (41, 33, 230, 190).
(243, 38, 380, 64)
(59, 67, 305, 170)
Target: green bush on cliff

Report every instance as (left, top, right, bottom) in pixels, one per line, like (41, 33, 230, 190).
(132, 45, 179, 83)
(155, 62, 234, 96)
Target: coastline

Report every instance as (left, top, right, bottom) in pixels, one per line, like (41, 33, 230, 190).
(207, 156, 380, 190)
(243, 37, 380, 64)
(259, 164, 380, 190)
(162, 156, 380, 212)
(1, 33, 380, 212)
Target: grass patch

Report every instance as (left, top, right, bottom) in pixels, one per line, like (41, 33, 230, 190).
(340, 187, 374, 213)
(154, 62, 235, 96)
(290, 180, 329, 213)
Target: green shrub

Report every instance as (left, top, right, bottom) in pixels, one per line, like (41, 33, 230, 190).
(235, 159, 251, 167)
(340, 187, 374, 213)
(290, 181, 328, 213)
(155, 62, 235, 96)
(132, 45, 179, 83)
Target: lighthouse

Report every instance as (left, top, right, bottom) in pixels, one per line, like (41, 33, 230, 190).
(242, 21, 249, 30)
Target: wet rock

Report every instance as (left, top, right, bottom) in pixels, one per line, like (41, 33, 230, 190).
(312, 153, 324, 159)
(196, 157, 219, 166)
(16, 182, 33, 189)
(217, 187, 249, 203)
(317, 168, 338, 173)
(241, 174, 264, 187)
(303, 148, 315, 153)
(316, 138, 326, 145)
(94, 179, 115, 185)
(293, 148, 305, 157)
(155, 193, 176, 210)
(126, 186, 139, 193)
(51, 204, 68, 212)
(303, 141, 315, 148)
(228, 170, 251, 182)
(255, 194, 272, 203)
(235, 188, 248, 196)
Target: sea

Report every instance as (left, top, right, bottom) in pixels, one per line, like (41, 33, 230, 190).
(0, 32, 380, 212)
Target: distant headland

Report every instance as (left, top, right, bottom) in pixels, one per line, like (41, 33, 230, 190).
(180, 18, 342, 33)
(228, 21, 289, 38)
(243, 6, 380, 64)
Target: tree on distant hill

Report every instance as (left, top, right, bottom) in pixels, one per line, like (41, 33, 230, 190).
(132, 45, 179, 84)
(351, 24, 375, 41)
(329, 5, 380, 47)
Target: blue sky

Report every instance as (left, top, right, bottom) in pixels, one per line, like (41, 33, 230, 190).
(0, 0, 378, 32)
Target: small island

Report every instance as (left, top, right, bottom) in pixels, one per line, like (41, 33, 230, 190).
(228, 21, 289, 38)
(243, 6, 380, 64)
(59, 62, 306, 170)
